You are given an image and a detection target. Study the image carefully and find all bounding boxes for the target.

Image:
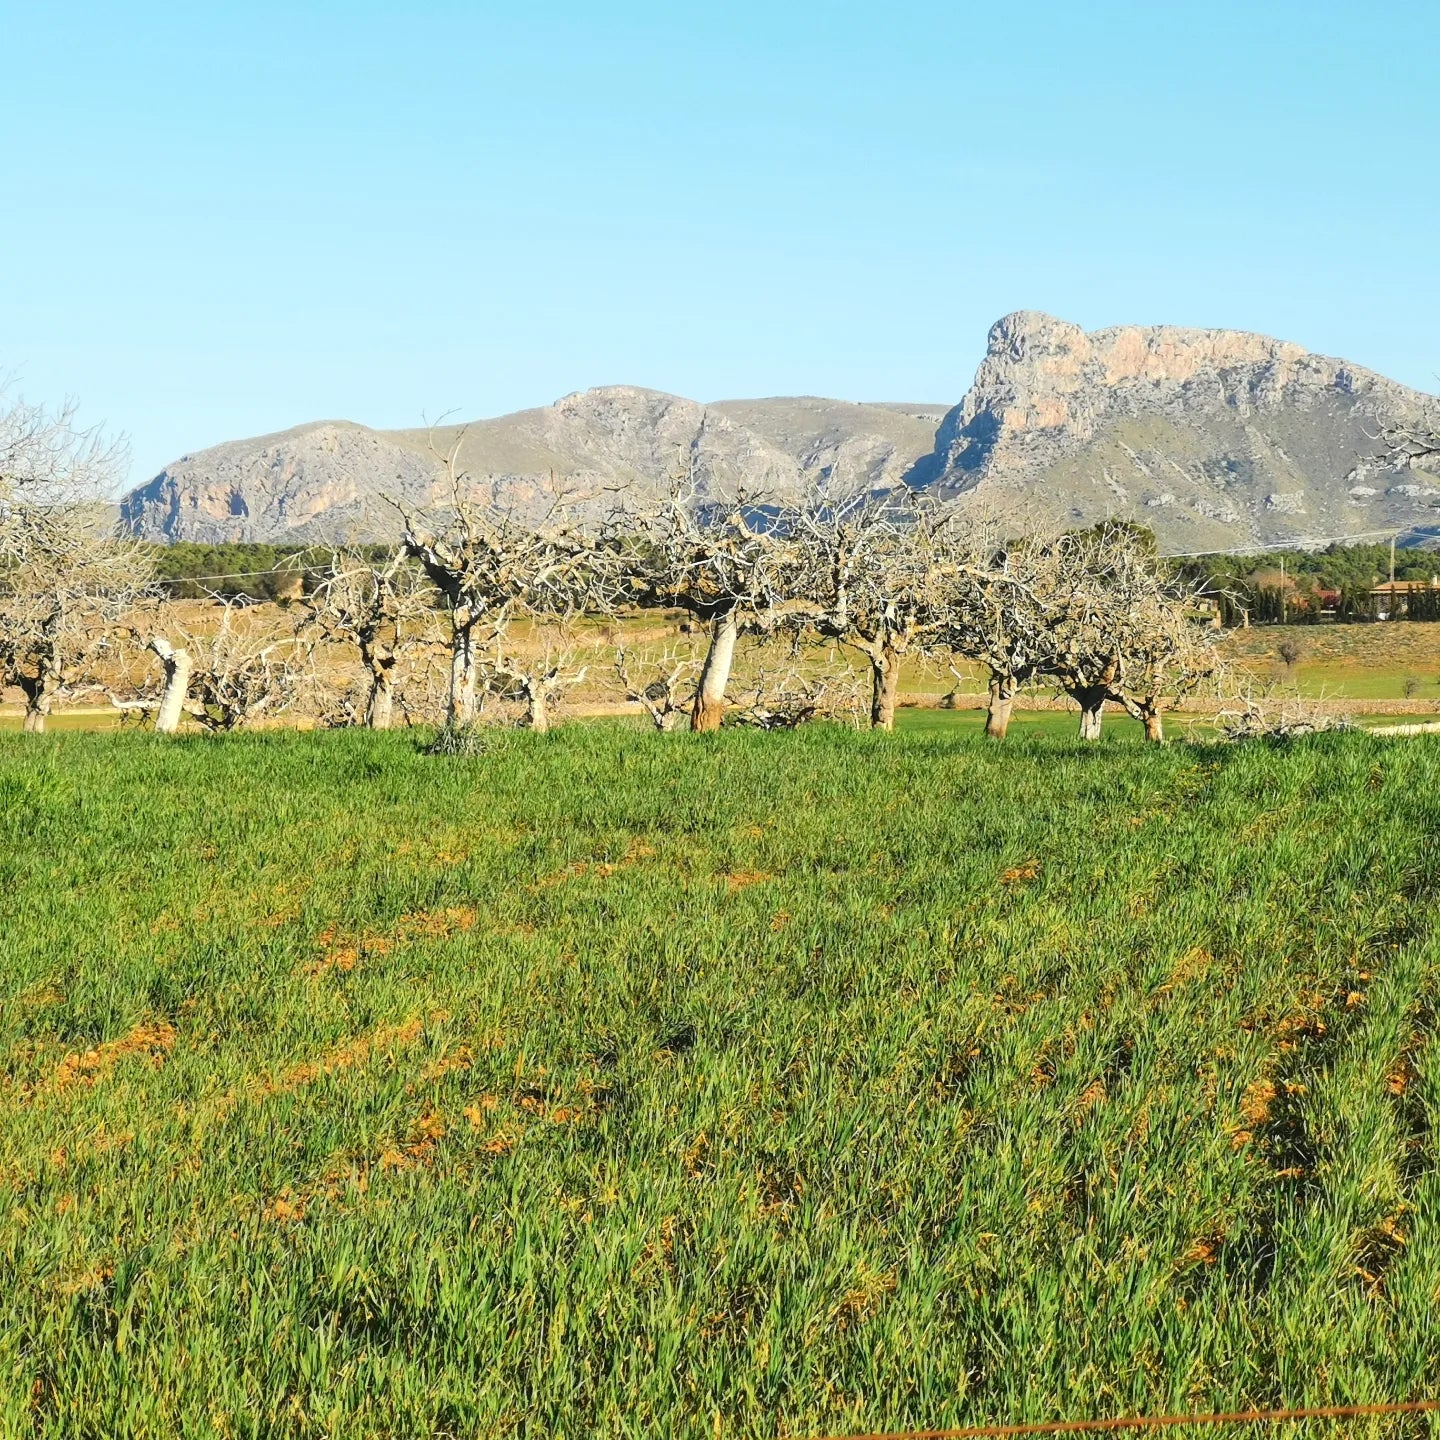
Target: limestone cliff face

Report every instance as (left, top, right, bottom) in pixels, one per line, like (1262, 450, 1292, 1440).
(922, 311, 1440, 549)
(119, 421, 440, 543)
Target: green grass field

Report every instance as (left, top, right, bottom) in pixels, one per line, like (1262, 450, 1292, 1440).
(3, 726, 1440, 1438)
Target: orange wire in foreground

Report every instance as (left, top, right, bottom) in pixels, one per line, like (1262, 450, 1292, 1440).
(817, 1398, 1440, 1440)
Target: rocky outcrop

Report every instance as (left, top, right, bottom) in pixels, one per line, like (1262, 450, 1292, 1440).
(119, 421, 440, 543)
(915, 311, 1440, 549)
(120, 314, 1440, 549)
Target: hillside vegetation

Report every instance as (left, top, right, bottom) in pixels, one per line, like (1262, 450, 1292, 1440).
(3, 727, 1440, 1437)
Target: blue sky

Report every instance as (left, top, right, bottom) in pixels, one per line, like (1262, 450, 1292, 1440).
(5, 0, 1438, 490)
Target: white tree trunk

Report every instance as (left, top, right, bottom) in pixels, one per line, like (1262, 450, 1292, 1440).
(1077, 694, 1105, 741)
(1143, 709, 1165, 743)
(691, 611, 739, 733)
(149, 639, 192, 734)
(366, 669, 395, 730)
(449, 614, 478, 726)
(22, 702, 46, 734)
(869, 648, 901, 731)
(985, 677, 1014, 740)
(528, 687, 550, 735)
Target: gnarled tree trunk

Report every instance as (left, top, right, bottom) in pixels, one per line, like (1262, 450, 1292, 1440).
(1074, 687, 1107, 741)
(527, 686, 550, 735)
(1121, 696, 1167, 743)
(18, 674, 53, 734)
(691, 610, 739, 733)
(449, 611, 478, 726)
(869, 647, 902, 731)
(149, 639, 192, 734)
(365, 664, 395, 730)
(985, 676, 1015, 740)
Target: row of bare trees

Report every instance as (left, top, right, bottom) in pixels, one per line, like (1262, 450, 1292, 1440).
(0, 394, 1221, 741)
(385, 445, 1226, 743)
(15, 395, 1435, 741)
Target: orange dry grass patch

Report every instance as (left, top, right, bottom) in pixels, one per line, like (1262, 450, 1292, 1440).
(269, 1019, 426, 1093)
(306, 908, 479, 976)
(379, 1107, 448, 1172)
(306, 927, 372, 976)
(417, 1046, 474, 1083)
(51, 1020, 177, 1091)
(398, 907, 478, 939)
(1184, 1234, 1224, 1266)
(532, 839, 655, 889)
(1075, 1079, 1108, 1119)
(999, 860, 1040, 888)
(1240, 1078, 1279, 1126)
(722, 869, 771, 892)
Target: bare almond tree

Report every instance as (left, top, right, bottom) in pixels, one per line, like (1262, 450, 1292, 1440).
(302, 546, 432, 729)
(614, 479, 802, 732)
(789, 488, 971, 731)
(0, 512, 154, 731)
(614, 644, 699, 731)
(0, 390, 153, 732)
(731, 657, 865, 730)
(481, 638, 588, 733)
(1, 387, 128, 507)
(395, 430, 606, 727)
(1045, 526, 1221, 742)
(934, 534, 1062, 740)
(119, 599, 311, 732)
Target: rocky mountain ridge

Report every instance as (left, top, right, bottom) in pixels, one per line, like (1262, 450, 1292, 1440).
(922, 311, 1440, 549)
(120, 313, 1440, 550)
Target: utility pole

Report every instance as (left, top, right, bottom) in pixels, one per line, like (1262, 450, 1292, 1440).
(1279, 555, 1286, 625)
(1390, 534, 1397, 588)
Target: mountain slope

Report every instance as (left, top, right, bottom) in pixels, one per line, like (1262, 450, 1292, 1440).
(916, 311, 1440, 549)
(120, 314, 1440, 549)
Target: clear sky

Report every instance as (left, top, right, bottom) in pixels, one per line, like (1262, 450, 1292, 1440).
(5, 0, 1438, 491)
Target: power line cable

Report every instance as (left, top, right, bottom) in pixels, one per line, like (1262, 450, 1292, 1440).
(816, 1396, 1440, 1439)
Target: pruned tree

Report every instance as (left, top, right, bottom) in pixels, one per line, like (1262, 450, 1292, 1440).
(933, 533, 1060, 740)
(731, 657, 865, 731)
(481, 641, 588, 734)
(614, 477, 802, 732)
(395, 429, 607, 727)
(117, 599, 310, 733)
(301, 546, 433, 729)
(0, 388, 153, 732)
(1045, 526, 1222, 743)
(789, 488, 971, 731)
(614, 644, 699, 731)
(1217, 686, 1352, 742)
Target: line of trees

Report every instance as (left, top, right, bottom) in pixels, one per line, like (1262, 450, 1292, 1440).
(386, 453, 1224, 743)
(14, 396, 1437, 742)
(0, 399, 1225, 741)
(1180, 543, 1440, 626)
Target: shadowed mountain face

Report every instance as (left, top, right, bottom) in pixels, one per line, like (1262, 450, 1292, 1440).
(120, 315, 1439, 549)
